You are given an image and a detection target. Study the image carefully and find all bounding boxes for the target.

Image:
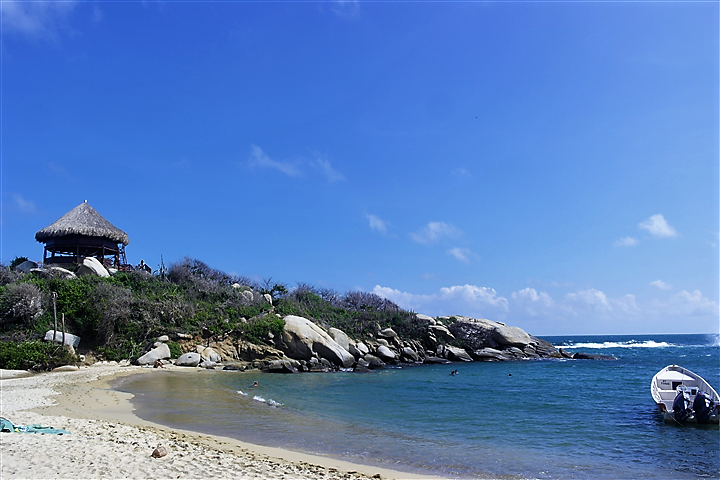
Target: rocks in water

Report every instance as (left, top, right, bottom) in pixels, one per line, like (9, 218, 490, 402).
(572, 352, 617, 360)
(263, 359, 301, 373)
(176, 352, 202, 367)
(444, 345, 473, 362)
(281, 315, 355, 368)
(77, 257, 110, 278)
(363, 354, 386, 369)
(401, 346, 420, 362)
(375, 345, 396, 361)
(137, 343, 171, 365)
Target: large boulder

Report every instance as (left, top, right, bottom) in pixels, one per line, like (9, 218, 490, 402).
(494, 325, 532, 347)
(176, 352, 202, 367)
(328, 328, 350, 352)
(44, 330, 81, 348)
(281, 316, 354, 368)
(375, 345, 396, 361)
(444, 345, 473, 362)
(263, 359, 301, 373)
(200, 347, 222, 363)
(31, 267, 76, 280)
(448, 316, 534, 350)
(137, 343, 171, 365)
(77, 257, 110, 278)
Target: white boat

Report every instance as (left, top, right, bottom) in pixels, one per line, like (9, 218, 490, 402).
(651, 365, 719, 425)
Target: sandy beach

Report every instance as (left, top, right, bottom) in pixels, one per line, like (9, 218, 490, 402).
(0, 365, 445, 480)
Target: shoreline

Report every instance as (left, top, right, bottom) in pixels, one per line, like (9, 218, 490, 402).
(0, 365, 448, 480)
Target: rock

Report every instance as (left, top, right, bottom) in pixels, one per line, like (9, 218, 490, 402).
(263, 293, 273, 305)
(281, 316, 355, 368)
(494, 325, 532, 347)
(573, 352, 617, 360)
(151, 446, 168, 458)
(472, 347, 511, 361)
(264, 359, 301, 373)
(137, 343, 171, 365)
(242, 291, 254, 303)
(174, 333, 192, 340)
(375, 345, 396, 361)
(378, 328, 397, 339)
(157, 335, 169, 343)
(444, 345, 473, 362)
(31, 267, 76, 280)
(415, 314, 436, 325)
(44, 330, 81, 348)
(14, 260, 38, 273)
(401, 347, 420, 362)
(364, 354, 386, 369)
(232, 283, 242, 289)
(349, 341, 369, 359)
(52, 365, 79, 372)
(175, 352, 202, 367)
(328, 328, 350, 352)
(77, 256, 110, 278)
(201, 347, 222, 363)
(427, 324, 455, 342)
(199, 361, 217, 369)
(424, 356, 451, 364)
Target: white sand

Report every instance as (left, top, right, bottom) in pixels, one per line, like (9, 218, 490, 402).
(0, 365, 446, 480)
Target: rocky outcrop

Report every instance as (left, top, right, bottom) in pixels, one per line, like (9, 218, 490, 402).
(44, 330, 81, 348)
(281, 315, 355, 368)
(176, 352, 202, 367)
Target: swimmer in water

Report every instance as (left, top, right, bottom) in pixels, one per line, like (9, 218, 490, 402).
(250, 381, 259, 388)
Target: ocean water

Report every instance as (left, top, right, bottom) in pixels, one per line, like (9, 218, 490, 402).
(116, 334, 720, 479)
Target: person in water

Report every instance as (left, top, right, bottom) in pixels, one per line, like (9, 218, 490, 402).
(250, 381, 258, 388)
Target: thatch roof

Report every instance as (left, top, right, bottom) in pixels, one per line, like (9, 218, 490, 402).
(35, 201, 129, 246)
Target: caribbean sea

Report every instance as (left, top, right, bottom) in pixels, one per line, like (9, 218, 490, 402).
(116, 334, 720, 479)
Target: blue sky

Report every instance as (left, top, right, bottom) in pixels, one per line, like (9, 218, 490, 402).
(1, 1, 717, 335)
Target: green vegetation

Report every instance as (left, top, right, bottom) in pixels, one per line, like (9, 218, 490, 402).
(0, 257, 419, 370)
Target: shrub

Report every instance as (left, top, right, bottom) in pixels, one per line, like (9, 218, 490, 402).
(243, 314, 285, 345)
(167, 341, 182, 358)
(0, 283, 43, 328)
(0, 340, 78, 371)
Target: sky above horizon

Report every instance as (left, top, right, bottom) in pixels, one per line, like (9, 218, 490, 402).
(1, 1, 718, 336)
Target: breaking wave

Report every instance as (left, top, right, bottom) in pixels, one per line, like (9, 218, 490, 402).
(236, 390, 283, 407)
(558, 340, 674, 349)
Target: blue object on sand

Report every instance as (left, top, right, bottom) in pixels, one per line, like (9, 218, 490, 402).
(0, 417, 71, 435)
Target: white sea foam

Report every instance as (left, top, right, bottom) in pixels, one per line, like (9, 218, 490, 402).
(557, 340, 674, 349)
(237, 390, 248, 396)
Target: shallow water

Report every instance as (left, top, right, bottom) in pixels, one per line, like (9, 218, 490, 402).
(116, 334, 720, 479)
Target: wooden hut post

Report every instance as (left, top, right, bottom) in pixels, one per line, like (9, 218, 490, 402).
(52, 292, 58, 343)
(61, 313, 66, 347)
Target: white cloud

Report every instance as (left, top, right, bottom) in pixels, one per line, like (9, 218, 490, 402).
(248, 145, 302, 177)
(366, 214, 388, 234)
(446, 247, 477, 263)
(639, 214, 677, 238)
(1, 1, 77, 40)
(410, 222, 462, 245)
(11, 194, 36, 214)
(669, 290, 718, 316)
(614, 237, 639, 247)
(313, 154, 345, 182)
(373, 284, 508, 318)
(511, 287, 554, 317)
(650, 280, 672, 290)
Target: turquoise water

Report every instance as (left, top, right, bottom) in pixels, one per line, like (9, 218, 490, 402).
(116, 334, 720, 479)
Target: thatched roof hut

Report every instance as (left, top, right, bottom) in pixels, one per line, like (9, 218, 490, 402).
(35, 201, 129, 266)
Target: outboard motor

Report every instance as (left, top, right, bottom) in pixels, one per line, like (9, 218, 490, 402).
(692, 390, 716, 424)
(672, 387, 695, 424)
